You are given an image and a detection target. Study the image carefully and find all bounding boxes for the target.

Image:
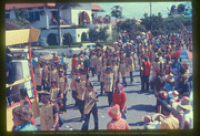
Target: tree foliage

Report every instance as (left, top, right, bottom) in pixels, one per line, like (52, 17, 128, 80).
(89, 26, 110, 42)
(110, 5, 123, 20)
(7, 7, 30, 28)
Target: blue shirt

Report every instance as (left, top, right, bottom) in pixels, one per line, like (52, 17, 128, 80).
(17, 123, 37, 131)
(32, 57, 38, 68)
(60, 57, 67, 64)
(163, 82, 174, 93)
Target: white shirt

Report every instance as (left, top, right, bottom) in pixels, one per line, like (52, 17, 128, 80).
(180, 110, 193, 129)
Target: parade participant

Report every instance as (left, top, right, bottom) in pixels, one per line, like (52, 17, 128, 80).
(83, 52, 90, 75)
(75, 76, 87, 122)
(151, 56, 162, 88)
(39, 91, 59, 131)
(52, 53, 60, 69)
(177, 97, 193, 129)
(171, 57, 181, 88)
(72, 54, 78, 72)
(35, 62, 43, 95)
(112, 83, 127, 120)
(82, 82, 99, 130)
(178, 74, 190, 98)
(111, 59, 120, 92)
(126, 52, 135, 84)
(107, 104, 130, 130)
(160, 104, 179, 129)
(42, 61, 50, 91)
(19, 88, 35, 125)
(142, 56, 151, 91)
(50, 81, 63, 112)
(58, 70, 69, 113)
(163, 73, 175, 93)
(156, 90, 168, 114)
(119, 58, 128, 87)
(96, 52, 102, 82)
(12, 105, 37, 131)
(163, 55, 172, 75)
(100, 60, 107, 95)
(60, 53, 68, 75)
(50, 64, 59, 84)
(152, 69, 163, 97)
(104, 67, 114, 107)
(6, 54, 14, 107)
(90, 52, 97, 77)
(70, 68, 79, 106)
(150, 113, 165, 129)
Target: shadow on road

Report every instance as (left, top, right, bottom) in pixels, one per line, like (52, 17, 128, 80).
(97, 105, 109, 109)
(63, 117, 81, 123)
(127, 104, 155, 112)
(129, 121, 144, 127)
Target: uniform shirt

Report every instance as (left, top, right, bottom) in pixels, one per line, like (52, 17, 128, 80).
(42, 66, 49, 82)
(104, 73, 114, 92)
(90, 55, 97, 68)
(76, 81, 86, 101)
(160, 115, 179, 129)
(126, 57, 135, 72)
(107, 118, 130, 130)
(35, 68, 43, 85)
(120, 63, 129, 77)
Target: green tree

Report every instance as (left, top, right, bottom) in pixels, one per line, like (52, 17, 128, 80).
(177, 3, 186, 14)
(110, 5, 122, 31)
(56, 3, 80, 47)
(7, 7, 30, 28)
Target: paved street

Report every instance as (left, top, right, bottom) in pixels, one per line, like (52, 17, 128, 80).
(34, 48, 192, 130)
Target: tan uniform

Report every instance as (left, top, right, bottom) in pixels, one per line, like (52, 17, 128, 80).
(42, 66, 49, 82)
(90, 55, 97, 68)
(152, 62, 161, 77)
(35, 68, 43, 85)
(120, 63, 129, 77)
(58, 76, 68, 94)
(70, 74, 79, 91)
(50, 69, 59, 83)
(111, 65, 119, 92)
(100, 65, 107, 82)
(50, 88, 60, 109)
(76, 81, 86, 101)
(96, 57, 102, 73)
(84, 91, 97, 114)
(126, 57, 135, 72)
(80, 74, 87, 82)
(104, 73, 114, 92)
(40, 104, 54, 130)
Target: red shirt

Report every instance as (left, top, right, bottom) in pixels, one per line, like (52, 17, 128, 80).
(72, 57, 78, 70)
(113, 91, 127, 110)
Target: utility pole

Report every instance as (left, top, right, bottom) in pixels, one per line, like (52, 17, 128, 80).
(57, 3, 62, 47)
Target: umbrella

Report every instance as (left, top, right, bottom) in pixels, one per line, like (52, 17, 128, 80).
(172, 50, 192, 60)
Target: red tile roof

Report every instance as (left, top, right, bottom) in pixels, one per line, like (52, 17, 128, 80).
(5, 3, 56, 10)
(91, 3, 104, 12)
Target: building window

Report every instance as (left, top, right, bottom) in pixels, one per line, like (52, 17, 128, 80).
(28, 11, 40, 22)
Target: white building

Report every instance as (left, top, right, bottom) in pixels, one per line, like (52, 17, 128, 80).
(5, 3, 112, 45)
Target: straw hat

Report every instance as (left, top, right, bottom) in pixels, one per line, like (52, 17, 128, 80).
(142, 115, 151, 124)
(108, 104, 121, 119)
(151, 113, 165, 122)
(179, 97, 192, 111)
(38, 90, 50, 95)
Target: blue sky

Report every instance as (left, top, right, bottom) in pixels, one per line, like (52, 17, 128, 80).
(96, 1, 191, 20)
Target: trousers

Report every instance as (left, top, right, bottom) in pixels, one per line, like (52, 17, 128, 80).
(77, 99, 85, 120)
(107, 92, 113, 107)
(81, 104, 99, 130)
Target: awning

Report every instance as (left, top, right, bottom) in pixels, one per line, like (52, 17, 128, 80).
(6, 27, 40, 46)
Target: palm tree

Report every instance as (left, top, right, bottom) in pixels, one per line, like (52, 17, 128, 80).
(56, 3, 80, 47)
(110, 5, 122, 31)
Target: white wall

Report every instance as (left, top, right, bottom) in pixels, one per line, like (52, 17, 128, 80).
(61, 8, 71, 24)
(40, 28, 89, 43)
